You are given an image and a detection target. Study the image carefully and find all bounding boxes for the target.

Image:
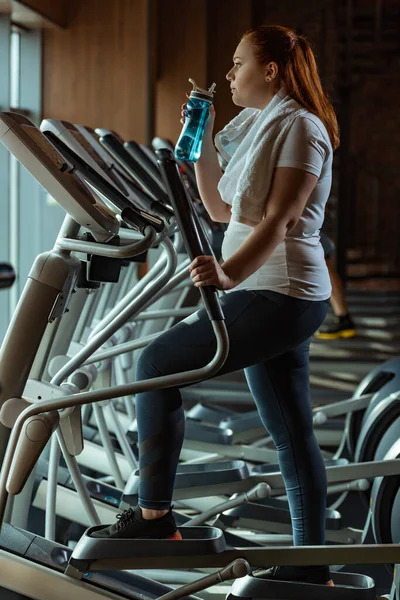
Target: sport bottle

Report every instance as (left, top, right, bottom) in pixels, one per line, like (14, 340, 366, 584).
(175, 79, 216, 162)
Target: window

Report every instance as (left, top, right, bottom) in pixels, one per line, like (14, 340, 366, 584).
(10, 30, 21, 109)
(9, 29, 22, 313)
(0, 19, 43, 341)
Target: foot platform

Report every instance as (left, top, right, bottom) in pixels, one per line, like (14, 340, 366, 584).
(228, 572, 376, 600)
(66, 526, 226, 577)
(252, 458, 349, 475)
(220, 500, 342, 531)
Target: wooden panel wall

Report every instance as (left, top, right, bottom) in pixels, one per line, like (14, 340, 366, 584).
(207, 0, 253, 135)
(154, 0, 252, 143)
(42, 0, 256, 144)
(155, 0, 208, 143)
(42, 0, 149, 142)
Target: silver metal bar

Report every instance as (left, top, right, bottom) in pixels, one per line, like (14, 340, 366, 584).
(104, 403, 137, 470)
(51, 237, 177, 386)
(182, 440, 278, 464)
(327, 480, 370, 495)
(117, 263, 136, 305)
(84, 332, 160, 365)
(186, 483, 270, 526)
(156, 560, 250, 600)
(77, 290, 102, 343)
(113, 358, 135, 421)
(10, 468, 35, 530)
(56, 226, 156, 258)
(137, 256, 191, 313)
(72, 289, 96, 344)
(165, 285, 194, 330)
(93, 404, 125, 489)
(45, 434, 61, 541)
(0, 318, 229, 523)
(55, 430, 101, 527)
(93, 283, 113, 324)
(99, 282, 121, 323)
(89, 249, 168, 340)
(134, 307, 195, 321)
(313, 393, 374, 422)
(3, 495, 14, 525)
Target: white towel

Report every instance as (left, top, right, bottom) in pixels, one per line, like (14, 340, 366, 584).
(215, 90, 306, 223)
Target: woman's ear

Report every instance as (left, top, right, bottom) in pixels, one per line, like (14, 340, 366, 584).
(265, 61, 279, 82)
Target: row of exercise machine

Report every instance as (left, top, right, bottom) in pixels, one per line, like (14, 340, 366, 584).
(0, 111, 398, 600)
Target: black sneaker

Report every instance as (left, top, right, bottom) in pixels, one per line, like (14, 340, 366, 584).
(315, 315, 356, 340)
(90, 505, 182, 540)
(252, 565, 334, 586)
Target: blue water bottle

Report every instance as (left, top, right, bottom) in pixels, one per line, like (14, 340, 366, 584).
(175, 79, 216, 163)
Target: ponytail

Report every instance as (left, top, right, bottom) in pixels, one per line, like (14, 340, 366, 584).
(243, 26, 340, 150)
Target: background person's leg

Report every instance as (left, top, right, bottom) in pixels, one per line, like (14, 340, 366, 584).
(318, 234, 356, 340)
(326, 255, 349, 317)
(317, 255, 356, 339)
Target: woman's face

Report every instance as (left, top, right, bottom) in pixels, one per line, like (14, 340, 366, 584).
(226, 37, 277, 110)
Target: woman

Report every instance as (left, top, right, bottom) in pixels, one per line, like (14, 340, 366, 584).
(94, 25, 339, 587)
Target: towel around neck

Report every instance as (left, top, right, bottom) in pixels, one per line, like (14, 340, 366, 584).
(215, 89, 306, 223)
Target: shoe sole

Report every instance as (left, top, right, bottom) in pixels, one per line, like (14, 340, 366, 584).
(315, 329, 357, 340)
(165, 530, 183, 541)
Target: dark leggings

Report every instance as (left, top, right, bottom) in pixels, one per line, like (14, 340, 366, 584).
(135, 289, 329, 545)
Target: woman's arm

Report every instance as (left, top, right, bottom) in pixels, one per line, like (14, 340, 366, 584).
(222, 166, 318, 284)
(187, 103, 231, 223)
(194, 135, 231, 223)
(190, 166, 318, 289)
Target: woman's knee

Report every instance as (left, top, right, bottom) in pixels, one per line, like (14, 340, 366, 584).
(136, 342, 165, 381)
(267, 419, 316, 456)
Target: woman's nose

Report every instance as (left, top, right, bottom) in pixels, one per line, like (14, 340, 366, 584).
(226, 69, 233, 81)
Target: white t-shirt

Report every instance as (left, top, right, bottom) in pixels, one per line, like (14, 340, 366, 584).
(221, 112, 333, 301)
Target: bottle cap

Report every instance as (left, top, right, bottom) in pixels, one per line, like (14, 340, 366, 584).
(188, 79, 216, 101)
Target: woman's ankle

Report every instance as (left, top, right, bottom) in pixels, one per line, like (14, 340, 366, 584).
(140, 507, 169, 520)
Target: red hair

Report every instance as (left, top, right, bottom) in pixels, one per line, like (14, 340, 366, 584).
(243, 25, 340, 150)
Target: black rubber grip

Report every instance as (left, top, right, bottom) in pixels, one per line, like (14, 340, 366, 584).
(194, 209, 216, 257)
(121, 206, 164, 234)
(156, 149, 224, 322)
(132, 184, 174, 222)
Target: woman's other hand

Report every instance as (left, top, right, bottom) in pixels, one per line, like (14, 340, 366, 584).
(189, 255, 233, 290)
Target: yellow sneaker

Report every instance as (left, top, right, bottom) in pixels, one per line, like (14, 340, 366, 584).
(315, 316, 356, 340)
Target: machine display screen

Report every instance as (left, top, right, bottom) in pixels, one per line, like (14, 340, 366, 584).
(71, 130, 106, 169)
(21, 124, 66, 171)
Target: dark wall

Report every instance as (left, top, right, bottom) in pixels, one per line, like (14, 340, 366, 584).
(254, 0, 400, 279)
